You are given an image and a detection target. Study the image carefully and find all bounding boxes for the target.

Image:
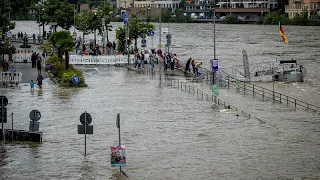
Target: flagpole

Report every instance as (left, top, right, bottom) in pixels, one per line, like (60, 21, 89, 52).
(278, 21, 281, 60)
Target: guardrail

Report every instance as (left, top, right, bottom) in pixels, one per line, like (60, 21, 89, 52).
(69, 55, 134, 65)
(164, 76, 253, 119)
(198, 68, 320, 113)
(0, 72, 22, 86)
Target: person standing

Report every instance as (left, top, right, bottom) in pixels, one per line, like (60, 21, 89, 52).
(36, 73, 43, 89)
(31, 52, 36, 68)
(36, 55, 42, 74)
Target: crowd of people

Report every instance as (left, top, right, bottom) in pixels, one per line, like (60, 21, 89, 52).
(132, 48, 203, 76)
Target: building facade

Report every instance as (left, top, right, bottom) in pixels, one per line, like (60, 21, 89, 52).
(117, 0, 180, 9)
(217, 0, 278, 9)
(285, 0, 320, 18)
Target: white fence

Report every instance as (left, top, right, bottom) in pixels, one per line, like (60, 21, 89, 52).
(13, 53, 32, 63)
(0, 72, 22, 84)
(69, 55, 134, 65)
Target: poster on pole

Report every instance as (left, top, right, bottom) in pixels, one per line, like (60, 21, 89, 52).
(111, 145, 126, 167)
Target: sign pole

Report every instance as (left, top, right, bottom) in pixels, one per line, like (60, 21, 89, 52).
(33, 110, 36, 132)
(151, 36, 153, 49)
(1, 98, 4, 140)
(84, 111, 87, 156)
(213, 8, 217, 104)
(11, 113, 13, 142)
(117, 113, 121, 173)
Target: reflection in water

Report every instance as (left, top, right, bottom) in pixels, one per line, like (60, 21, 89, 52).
(37, 89, 43, 96)
(80, 158, 95, 180)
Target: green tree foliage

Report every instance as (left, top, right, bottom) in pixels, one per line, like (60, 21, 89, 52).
(129, 14, 155, 50)
(49, 31, 75, 69)
(116, 26, 131, 53)
(224, 14, 238, 24)
(263, 12, 289, 25)
(76, 11, 94, 39)
(43, 0, 75, 30)
(0, 0, 13, 32)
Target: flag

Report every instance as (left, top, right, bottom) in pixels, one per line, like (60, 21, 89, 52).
(279, 24, 288, 43)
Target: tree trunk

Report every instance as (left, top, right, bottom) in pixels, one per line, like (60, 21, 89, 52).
(65, 51, 69, 69)
(58, 49, 62, 61)
(134, 37, 137, 51)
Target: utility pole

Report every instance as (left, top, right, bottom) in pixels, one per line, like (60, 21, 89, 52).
(159, 5, 162, 47)
(213, 8, 217, 104)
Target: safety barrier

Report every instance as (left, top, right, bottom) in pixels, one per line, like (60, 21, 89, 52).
(13, 53, 33, 63)
(69, 55, 134, 65)
(0, 72, 22, 85)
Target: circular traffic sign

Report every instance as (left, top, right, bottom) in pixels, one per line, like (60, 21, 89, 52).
(140, 33, 146, 39)
(167, 39, 171, 46)
(0, 96, 8, 107)
(150, 30, 154, 36)
(141, 39, 147, 45)
(29, 110, 41, 121)
(72, 76, 80, 84)
(166, 34, 172, 40)
(80, 112, 92, 125)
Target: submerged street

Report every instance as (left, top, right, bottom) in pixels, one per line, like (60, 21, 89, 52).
(0, 67, 319, 179)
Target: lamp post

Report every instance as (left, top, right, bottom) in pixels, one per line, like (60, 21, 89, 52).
(213, 7, 217, 104)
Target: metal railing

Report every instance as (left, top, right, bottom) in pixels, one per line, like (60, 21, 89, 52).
(199, 68, 320, 113)
(165, 76, 254, 119)
(221, 72, 320, 113)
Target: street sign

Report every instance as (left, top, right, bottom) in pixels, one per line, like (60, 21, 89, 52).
(167, 39, 171, 46)
(141, 39, 147, 44)
(72, 76, 80, 84)
(123, 20, 127, 25)
(78, 125, 93, 134)
(211, 59, 218, 72)
(166, 34, 172, 40)
(123, 13, 129, 19)
(0, 107, 7, 123)
(150, 30, 154, 36)
(0, 96, 8, 107)
(141, 44, 147, 48)
(157, 43, 163, 49)
(80, 112, 92, 125)
(140, 33, 146, 39)
(29, 121, 40, 131)
(116, 113, 120, 128)
(29, 110, 41, 121)
(212, 84, 219, 97)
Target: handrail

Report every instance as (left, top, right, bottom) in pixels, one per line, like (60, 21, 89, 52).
(200, 68, 320, 113)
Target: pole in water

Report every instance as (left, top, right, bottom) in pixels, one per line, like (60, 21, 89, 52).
(11, 113, 13, 142)
(1, 98, 4, 141)
(84, 111, 87, 156)
(117, 113, 121, 173)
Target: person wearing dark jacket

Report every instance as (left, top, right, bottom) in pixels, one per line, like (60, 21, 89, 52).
(185, 58, 192, 73)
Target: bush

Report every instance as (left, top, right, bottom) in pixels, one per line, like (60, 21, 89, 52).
(45, 55, 87, 87)
(224, 14, 239, 24)
(60, 69, 87, 87)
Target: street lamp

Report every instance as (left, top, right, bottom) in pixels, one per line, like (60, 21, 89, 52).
(212, 7, 217, 104)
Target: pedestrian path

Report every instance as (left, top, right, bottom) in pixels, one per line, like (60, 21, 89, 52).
(126, 65, 320, 144)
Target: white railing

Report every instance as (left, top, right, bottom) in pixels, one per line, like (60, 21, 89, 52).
(13, 53, 33, 63)
(69, 55, 135, 65)
(0, 72, 22, 84)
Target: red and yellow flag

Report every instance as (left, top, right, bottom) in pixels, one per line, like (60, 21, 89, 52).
(279, 25, 288, 43)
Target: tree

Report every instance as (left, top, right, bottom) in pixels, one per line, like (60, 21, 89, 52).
(0, 0, 12, 32)
(49, 31, 74, 69)
(128, 14, 155, 51)
(99, 2, 114, 43)
(75, 11, 92, 40)
(43, 0, 75, 30)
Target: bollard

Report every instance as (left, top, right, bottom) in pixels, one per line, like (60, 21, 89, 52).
(280, 94, 282, 103)
(253, 85, 255, 96)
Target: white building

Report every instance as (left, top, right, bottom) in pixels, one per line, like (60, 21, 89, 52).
(129, 0, 180, 9)
(217, 0, 278, 9)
